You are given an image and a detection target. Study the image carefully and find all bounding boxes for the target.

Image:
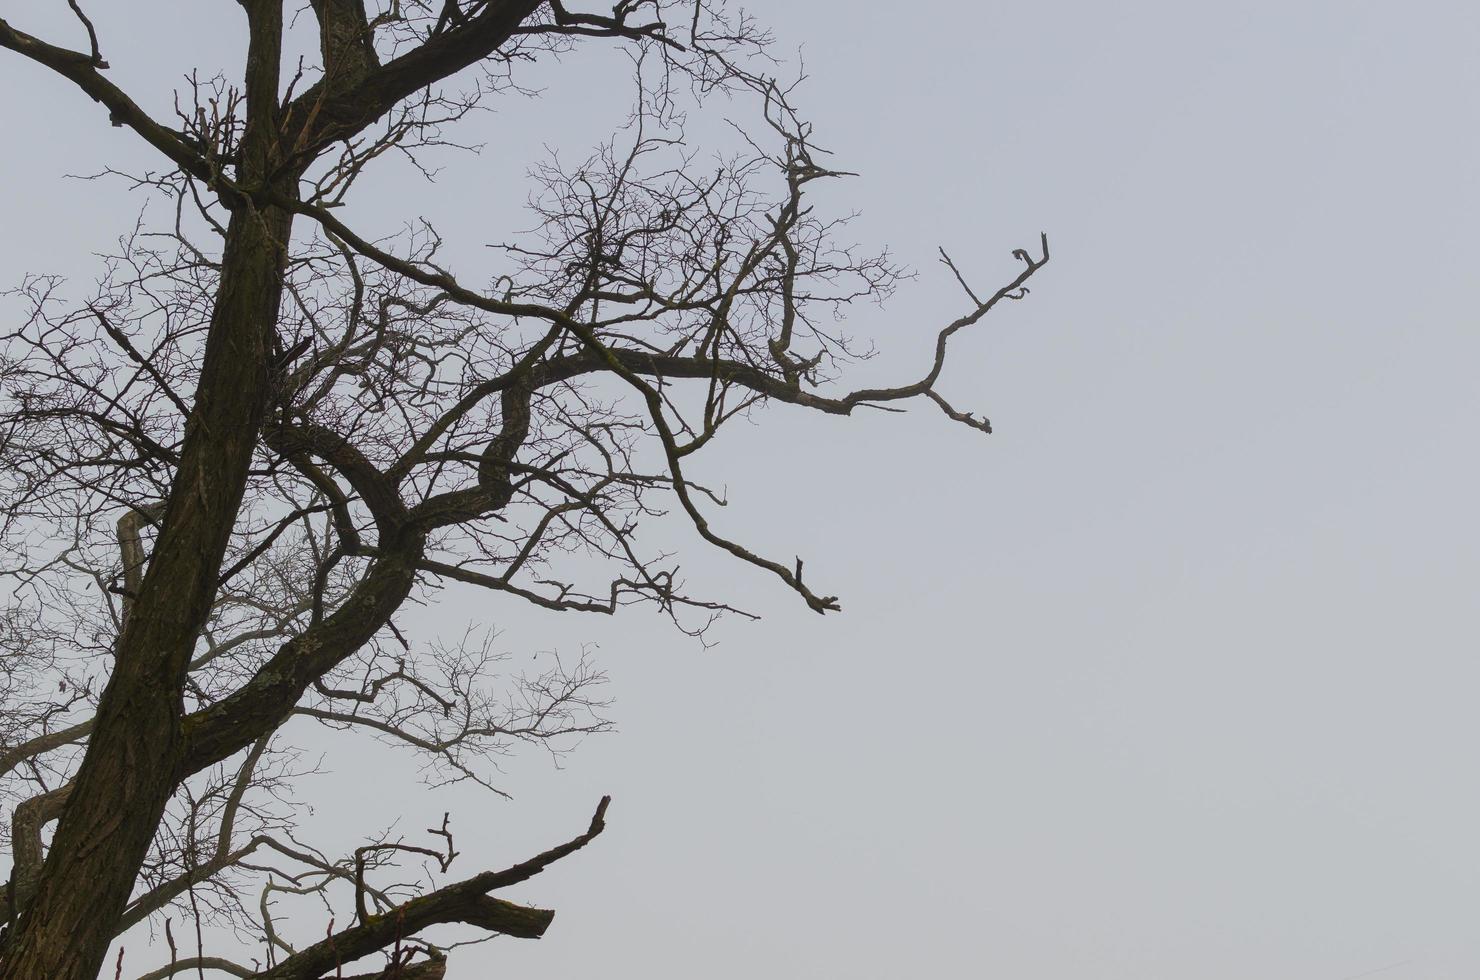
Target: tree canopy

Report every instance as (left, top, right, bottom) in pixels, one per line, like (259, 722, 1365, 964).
(0, 3, 1046, 978)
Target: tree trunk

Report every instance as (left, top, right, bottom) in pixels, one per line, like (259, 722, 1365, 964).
(0, 9, 293, 975)
(0, 198, 293, 979)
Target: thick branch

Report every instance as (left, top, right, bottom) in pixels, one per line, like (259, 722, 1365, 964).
(182, 529, 426, 774)
(250, 797, 610, 980)
(280, 0, 542, 159)
(8, 784, 72, 915)
(0, 721, 91, 782)
(116, 501, 166, 631)
(0, 18, 217, 187)
(308, 0, 380, 93)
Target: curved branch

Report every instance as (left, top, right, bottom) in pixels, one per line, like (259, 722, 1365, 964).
(181, 529, 426, 774)
(9, 783, 74, 915)
(133, 957, 254, 980)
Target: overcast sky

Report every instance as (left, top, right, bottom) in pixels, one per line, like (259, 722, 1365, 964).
(4, 1, 1480, 978)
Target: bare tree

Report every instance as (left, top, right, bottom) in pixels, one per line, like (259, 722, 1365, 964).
(0, 3, 1048, 978)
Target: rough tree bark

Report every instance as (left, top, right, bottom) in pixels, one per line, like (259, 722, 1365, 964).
(0, 4, 295, 976)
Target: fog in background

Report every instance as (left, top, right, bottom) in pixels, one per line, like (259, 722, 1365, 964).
(3, 1, 1478, 977)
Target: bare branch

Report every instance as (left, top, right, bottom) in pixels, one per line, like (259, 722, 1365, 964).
(251, 797, 610, 980)
(0, 18, 217, 187)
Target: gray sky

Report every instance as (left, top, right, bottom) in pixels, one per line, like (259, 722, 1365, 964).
(4, 1, 1480, 977)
